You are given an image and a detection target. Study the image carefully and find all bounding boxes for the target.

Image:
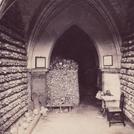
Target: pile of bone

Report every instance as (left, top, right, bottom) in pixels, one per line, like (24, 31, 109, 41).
(6, 107, 48, 134)
(46, 58, 79, 106)
(49, 57, 78, 70)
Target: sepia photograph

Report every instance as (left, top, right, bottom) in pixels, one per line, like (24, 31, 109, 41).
(0, 0, 134, 134)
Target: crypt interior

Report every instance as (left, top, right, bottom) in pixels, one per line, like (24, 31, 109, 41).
(0, 0, 134, 134)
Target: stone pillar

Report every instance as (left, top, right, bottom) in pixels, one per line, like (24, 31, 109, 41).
(31, 69, 48, 107)
(27, 69, 33, 110)
(101, 68, 121, 107)
(101, 69, 120, 97)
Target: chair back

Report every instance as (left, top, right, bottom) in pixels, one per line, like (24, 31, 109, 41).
(120, 92, 125, 111)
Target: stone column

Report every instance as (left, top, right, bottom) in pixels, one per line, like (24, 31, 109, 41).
(27, 69, 33, 110)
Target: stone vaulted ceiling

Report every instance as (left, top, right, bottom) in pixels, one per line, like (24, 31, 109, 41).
(0, 0, 131, 38)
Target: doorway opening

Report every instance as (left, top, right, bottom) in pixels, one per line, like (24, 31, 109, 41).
(50, 25, 99, 105)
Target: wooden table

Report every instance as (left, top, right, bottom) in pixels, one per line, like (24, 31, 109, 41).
(101, 95, 117, 116)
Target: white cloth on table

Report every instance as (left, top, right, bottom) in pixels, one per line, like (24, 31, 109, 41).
(96, 91, 104, 100)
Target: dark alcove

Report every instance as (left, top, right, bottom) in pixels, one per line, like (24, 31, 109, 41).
(51, 25, 99, 104)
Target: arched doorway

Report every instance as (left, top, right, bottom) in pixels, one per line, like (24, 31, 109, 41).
(50, 25, 99, 105)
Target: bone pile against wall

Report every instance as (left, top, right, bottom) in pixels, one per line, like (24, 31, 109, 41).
(46, 58, 79, 106)
(0, 31, 28, 133)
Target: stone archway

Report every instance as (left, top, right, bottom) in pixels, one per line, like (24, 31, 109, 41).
(50, 25, 99, 104)
(27, 0, 122, 106)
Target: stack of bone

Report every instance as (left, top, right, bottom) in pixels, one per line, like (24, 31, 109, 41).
(5, 107, 48, 134)
(46, 58, 79, 106)
(0, 32, 28, 133)
(5, 92, 48, 134)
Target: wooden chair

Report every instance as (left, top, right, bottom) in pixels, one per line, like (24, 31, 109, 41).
(107, 93, 126, 127)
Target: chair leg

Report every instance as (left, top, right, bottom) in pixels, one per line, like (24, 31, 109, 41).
(107, 111, 109, 121)
(123, 122, 126, 126)
(121, 112, 126, 127)
(107, 112, 112, 127)
(109, 123, 111, 127)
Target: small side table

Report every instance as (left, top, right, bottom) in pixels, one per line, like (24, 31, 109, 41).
(101, 95, 117, 116)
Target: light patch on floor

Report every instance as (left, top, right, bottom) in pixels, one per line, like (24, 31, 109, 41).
(32, 105, 134, 134)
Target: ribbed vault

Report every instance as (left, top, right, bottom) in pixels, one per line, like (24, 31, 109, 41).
(26, 0, 121, 69)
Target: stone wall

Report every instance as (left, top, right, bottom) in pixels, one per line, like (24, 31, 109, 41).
(0, 26, 28, 133)
(120, 0, 134, 123)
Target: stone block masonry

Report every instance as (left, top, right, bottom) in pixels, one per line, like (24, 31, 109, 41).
(120, 2, 134, 123)
(0, 29, 28, 133)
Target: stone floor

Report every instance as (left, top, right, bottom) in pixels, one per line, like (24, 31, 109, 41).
(32, 105, 134, 134)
